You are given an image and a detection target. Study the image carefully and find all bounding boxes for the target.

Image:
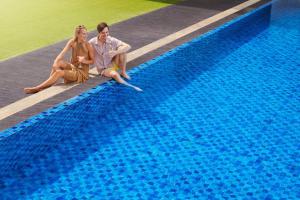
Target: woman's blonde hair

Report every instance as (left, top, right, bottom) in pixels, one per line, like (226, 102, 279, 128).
(74, 25, 87, 42)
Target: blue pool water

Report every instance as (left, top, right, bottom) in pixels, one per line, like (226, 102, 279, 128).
(1, 1, 299, 199)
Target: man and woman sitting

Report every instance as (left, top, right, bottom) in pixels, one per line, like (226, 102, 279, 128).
(24, 22, 142, 94)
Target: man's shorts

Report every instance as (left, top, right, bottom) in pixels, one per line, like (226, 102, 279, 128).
(98, 64, 120, 76)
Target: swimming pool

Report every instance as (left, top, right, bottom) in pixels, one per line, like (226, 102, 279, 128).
(0, 0, 299, 199)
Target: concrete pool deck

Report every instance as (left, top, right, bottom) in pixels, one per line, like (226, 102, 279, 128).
(0, 0, 269, 131)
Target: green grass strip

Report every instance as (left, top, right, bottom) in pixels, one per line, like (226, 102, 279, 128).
(0, 0, 179, 61)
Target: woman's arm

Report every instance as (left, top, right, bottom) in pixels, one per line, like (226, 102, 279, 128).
(79, 43, 95, 65)
(54, 39, 73, 64)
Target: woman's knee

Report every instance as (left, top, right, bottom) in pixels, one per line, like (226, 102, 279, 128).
(52, 60, 64, 69)
(52, 62, 60, 70)
(53, 70, 64, 77)
(52, 65, 60, 71)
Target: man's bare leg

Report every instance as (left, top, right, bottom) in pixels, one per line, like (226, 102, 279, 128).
(102, 69, 142, 92)
(114, 53, 130, 80)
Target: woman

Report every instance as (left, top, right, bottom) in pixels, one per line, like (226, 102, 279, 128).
(24, 25, 94, 94)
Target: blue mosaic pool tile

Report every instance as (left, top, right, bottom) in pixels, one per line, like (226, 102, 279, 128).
(0, 1, 299, 199)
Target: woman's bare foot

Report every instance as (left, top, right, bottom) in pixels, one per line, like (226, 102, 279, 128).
(24, 87, 41, 94)
(121, 72, 131, 80)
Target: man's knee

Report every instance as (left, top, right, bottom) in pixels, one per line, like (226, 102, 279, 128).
(110, 71, 119, 79)
(118, 53, 126, 60)
(114, 53, 126, 66)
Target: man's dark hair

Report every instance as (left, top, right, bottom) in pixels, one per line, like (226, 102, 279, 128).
(97, 22, 109, 33)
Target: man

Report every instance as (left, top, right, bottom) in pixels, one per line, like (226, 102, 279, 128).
(89, 22, 142, 91)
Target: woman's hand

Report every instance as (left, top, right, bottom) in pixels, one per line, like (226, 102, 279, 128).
(78, 56, 85, 63)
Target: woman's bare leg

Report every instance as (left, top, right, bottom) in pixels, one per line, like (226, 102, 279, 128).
(114, 53, 130, 80)
(24, 70, 65, 94)
(102, 69, 142, 92)
(50, 60, 70, 76)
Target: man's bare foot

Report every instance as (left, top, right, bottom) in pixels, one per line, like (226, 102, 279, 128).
(24, 87, 40, 94)
(133, 86, 143, 92)
(121, 72, 131, 80)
